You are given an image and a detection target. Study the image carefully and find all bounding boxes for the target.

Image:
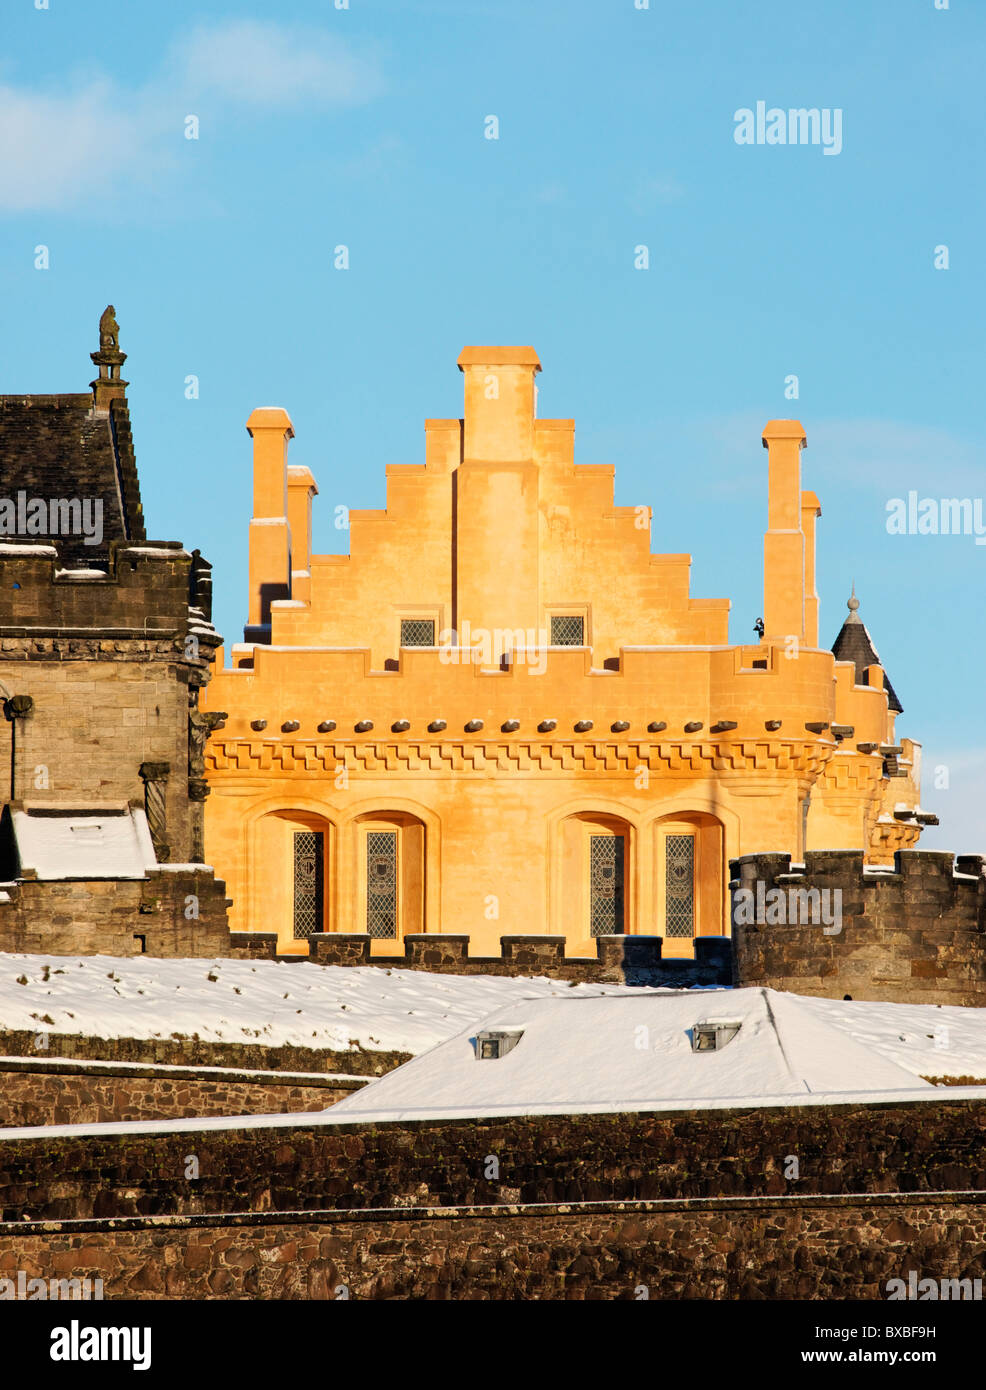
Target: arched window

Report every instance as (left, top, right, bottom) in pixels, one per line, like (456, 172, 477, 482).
(663, 831, 695, 938)
(354, 812, 425, 942)
(589, 832, 625, 936)
(557, 812, 633, 945)
(293, 830, 324, 938)
(653, 813, 725, 953)
(365, 829, 398, 938)
(254, 809, 334, 954)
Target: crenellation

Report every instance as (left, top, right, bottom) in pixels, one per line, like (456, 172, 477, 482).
(731, 848, 986, 1004)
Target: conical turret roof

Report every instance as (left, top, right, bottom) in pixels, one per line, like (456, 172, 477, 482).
(831, 589, 903, 714)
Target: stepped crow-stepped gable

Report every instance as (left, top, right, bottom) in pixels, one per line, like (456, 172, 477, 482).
(0, 309, 232, 956)
(202, 345, 936, 965)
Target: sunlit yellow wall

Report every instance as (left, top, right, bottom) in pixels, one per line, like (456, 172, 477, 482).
(203, 348, 923, 956)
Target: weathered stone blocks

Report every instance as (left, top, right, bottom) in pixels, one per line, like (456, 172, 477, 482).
(731, 848, 986, 1004)
(0, 1058, 364, 1127)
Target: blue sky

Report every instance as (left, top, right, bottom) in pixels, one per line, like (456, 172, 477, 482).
(1, 0, 983, 848)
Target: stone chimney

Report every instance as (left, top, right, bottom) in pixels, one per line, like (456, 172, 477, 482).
(245, 407, 294, 643)
(287, 464, 318, 604)
(458, 346, 540, 462)
(761, 419, 807, 644)
(801, 489, 822, 648)
(454, 347, 542, 640)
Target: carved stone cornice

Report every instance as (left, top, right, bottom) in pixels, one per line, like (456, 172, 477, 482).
(205, 737, 837, 779)
(869, 818, 922, 863)
(815, 753, 884, 795)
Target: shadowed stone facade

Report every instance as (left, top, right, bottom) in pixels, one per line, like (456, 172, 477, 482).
(2, 1194, 983, 1300)
(1, 1097, 984, 1222)
(0, 310, 232, 957)
(731, 849, 986, 1005)
(0, 1100, 984, 1299)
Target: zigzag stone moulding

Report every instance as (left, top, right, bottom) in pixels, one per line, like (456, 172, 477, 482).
(206, 737, 838, 778)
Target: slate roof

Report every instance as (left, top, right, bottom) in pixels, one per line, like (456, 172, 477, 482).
(0, 391, 145, 563)
(831, 599, 903, 713)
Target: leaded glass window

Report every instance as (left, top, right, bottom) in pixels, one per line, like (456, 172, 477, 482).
(366, 830, 398, 938)
(400, 619, 436, 647)
(665, 834, 695, 938)
(293, 831, 323, 939)
(589, 834, 625, 936)
(550, 615, 584, 646)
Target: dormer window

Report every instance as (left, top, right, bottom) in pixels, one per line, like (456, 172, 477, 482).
(475, 1028, 524, 1060)
(691, 1020, 742, 1052)
(550, 615, 584, 646)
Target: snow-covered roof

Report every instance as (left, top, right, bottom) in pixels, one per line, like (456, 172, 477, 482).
(11, 806, 157, 880)
(329, 987, 933, 1122)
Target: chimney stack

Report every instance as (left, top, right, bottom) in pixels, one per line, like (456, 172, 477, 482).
(245, 407, 294, 643)
(454, 347, 542, 640)
(457, 346, 540, 462)
(761, 419, 807, 644)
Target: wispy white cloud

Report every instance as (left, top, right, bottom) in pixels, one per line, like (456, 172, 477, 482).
(0, 21, 385, 214)
(335, 132, 406, 180)
(808, 419, 986, 494)
(0, 80, 153, 214)
(175, 21, 384, 109)
(696, 412, 986, 499)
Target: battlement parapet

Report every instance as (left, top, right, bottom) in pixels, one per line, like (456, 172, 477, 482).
(0, 541, 220, 668)
(0, 868, 232, 958)
(241, 930, 736, 987)
(0, 539, 216, 642)
(730, 848, 986, 1005)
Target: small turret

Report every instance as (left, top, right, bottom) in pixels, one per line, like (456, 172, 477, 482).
(831, 587, 903, 713)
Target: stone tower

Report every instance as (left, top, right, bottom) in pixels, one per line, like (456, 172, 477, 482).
(0, 309, 232, 956)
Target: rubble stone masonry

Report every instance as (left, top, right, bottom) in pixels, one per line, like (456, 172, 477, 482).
(0, 870, 230, 958)
(0, 1028, 408, 1077)
(0, 1056, 364, 1127)
(1, 1097, 983, 1223)
(0, 1078, 982, 1299)
(0, 1195, 983, 1299)
(731, 849, 986, 1005)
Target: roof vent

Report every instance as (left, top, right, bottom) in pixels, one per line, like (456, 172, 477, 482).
(474, 1028, 524, 1060)
(691, 1019, 742, 1052)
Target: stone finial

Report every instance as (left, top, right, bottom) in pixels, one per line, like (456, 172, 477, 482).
(90, 303, 129, 410)
(846, 584, 861, 622)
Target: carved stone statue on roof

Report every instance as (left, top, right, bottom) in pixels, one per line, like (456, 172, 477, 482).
(90, 304, 128, 408)
(99, 305, 120, 351)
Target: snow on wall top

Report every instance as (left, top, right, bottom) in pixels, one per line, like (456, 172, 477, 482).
(10, 807, 157, 881)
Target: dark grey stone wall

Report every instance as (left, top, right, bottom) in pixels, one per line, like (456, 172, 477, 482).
(731, 849, 986, 1005)
(3, 1193, 983, 1300)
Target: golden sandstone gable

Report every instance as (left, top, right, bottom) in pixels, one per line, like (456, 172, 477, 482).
(202, 347, 929, 958)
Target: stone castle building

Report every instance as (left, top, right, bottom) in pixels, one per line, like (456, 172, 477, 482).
(202, 346, 934, 958)
(0, 309, 231, 955)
